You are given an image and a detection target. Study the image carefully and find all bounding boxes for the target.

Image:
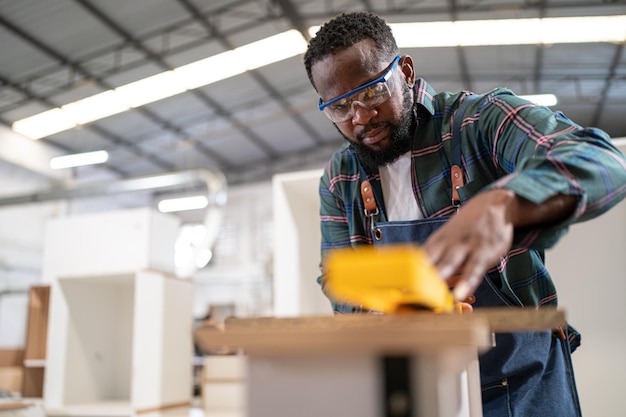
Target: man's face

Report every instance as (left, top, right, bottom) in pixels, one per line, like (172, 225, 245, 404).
(311, 40, 416, 169)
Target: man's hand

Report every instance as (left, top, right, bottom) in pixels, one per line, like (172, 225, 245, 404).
(424, 188, 578, 301)
(424, 189, 516, 301)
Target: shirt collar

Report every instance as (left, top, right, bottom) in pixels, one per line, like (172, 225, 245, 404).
(413, 78, 437, 116)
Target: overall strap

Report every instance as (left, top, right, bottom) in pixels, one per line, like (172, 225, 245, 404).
(451, 93, 480, 208)
(359, 164, 383, 240)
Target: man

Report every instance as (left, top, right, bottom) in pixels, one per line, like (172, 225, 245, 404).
(304, 11, 626, 416)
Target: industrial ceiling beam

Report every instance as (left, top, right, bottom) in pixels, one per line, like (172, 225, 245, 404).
(447, 0, 473, 91)
(0, 13, 175, 175)
(272, 0, 311, 41)
(75, 0, 235, 169)
(591, 42, 624, 127)
(179, 0, 324, 148)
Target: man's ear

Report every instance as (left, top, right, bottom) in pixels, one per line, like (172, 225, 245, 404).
(400, 55, 415, 87)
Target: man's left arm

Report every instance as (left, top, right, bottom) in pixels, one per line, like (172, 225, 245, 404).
(425, 95, 626, 300)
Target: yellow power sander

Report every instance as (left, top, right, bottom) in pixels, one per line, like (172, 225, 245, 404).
(325, 245, 468, 314)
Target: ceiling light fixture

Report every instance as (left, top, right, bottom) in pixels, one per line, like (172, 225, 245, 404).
(12, 30, 308, 140)
(49, 150, 109, 169)
(386, 15, 626, 47)
(158, 195, 209, 213)
(12, 16, 624, 140)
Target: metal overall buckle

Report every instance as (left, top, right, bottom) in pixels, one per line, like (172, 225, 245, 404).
(361, 180, 382, 240)
(451, 165, 463, 212)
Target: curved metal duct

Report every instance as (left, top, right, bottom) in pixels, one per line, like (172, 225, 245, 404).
(0, 169, 227, 207)
(0, 169, 228, 278)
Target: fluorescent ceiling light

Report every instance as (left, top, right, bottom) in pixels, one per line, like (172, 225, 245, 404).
(519, 94, 558, 106)
(158, 195, 209, 212)
(49, 150, 109, 169)
(13, 16, 624, 140)
(308, 15, 626, 47)
(116, 71, 187, 108)
(389, 15, 626, 47)
(62, 90, 130, 124)
(12, 30, 308, 140)
(13, 108, 77, 140)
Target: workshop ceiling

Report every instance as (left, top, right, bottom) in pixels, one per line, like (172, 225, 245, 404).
(1, 0, 625, 186)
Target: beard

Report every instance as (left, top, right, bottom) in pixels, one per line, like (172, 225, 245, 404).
(338, 84, 415, 171)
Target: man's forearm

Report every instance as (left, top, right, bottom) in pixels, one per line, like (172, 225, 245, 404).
(499, 189, 578, 229)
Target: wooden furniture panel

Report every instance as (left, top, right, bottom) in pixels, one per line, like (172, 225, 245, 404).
(22, 285, 50, 397)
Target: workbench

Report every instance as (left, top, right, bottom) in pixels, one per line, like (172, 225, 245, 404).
(195, 308, 565, 417)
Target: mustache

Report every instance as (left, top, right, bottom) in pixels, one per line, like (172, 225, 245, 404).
(355, 122, 388, 141)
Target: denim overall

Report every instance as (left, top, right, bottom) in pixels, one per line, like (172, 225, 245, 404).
(360, 96, 582, 416)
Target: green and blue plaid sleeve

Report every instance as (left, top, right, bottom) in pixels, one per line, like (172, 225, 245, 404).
(463, 90, 626, 248)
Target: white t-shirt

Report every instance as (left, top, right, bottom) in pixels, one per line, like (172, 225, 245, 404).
(379, 151, 423, 221)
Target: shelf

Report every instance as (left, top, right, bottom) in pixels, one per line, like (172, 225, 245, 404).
(46, 401, 132, 417)
(23, 359, 46, 368)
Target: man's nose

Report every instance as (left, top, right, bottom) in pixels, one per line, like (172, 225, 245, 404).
(351, 102, 377, 124)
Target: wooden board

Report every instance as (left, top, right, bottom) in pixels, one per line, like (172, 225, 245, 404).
(195, 308, 565, 356)
(22, 366, 45, 398)
(0, 401, 32, 411)
(469, 307, 565, 332)
(23, 285, 50, 360)
(22, 285, 50, 398)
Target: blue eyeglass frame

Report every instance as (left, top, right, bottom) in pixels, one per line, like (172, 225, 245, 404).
(318, 55, 401, 111)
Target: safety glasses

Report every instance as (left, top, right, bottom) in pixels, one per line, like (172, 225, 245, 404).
(318, 55, 401, 123)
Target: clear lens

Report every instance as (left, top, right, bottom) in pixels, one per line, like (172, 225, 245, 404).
(323, 76, 396, 123)
(319, 55, 401, 123)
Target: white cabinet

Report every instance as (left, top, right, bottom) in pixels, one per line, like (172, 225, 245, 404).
(272, 170, 333, 317)
(42, 208, 193, 417)
(41, 207, 179, 280)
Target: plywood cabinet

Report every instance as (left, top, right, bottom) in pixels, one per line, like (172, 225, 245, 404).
(42, 208, 193, 417)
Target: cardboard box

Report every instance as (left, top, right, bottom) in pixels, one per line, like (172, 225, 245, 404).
(0, 349, 24, 393)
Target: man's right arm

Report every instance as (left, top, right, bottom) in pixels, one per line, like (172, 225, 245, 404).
(318, 164, 371, 313)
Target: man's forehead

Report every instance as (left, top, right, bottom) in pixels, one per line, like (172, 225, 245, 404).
(314, 41, 383, 75)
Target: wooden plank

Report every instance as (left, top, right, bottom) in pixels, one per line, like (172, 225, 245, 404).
(22, 285, 50, 398)
(196, 313, 492, 356)
(0, 401, 32, 411)
(23, 285, 50, 360)
(223, 307, 565, 333)
(135, 401, 190, 414)
(0, 349, 24, 366)
(21, 366, 45, 398)
(470, 307, 566, 333)
(195, 308, 565, 356)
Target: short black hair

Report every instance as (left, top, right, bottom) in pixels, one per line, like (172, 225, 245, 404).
(303, 12, 398, 89)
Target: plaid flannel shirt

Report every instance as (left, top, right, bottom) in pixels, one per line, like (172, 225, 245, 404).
(318, 78, 626, 348)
